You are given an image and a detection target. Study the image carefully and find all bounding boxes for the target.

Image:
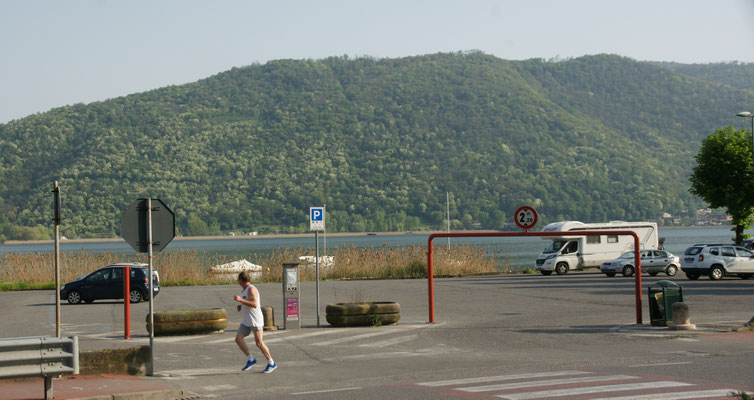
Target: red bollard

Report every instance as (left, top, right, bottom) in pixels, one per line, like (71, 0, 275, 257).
(124, 266, 130, 339)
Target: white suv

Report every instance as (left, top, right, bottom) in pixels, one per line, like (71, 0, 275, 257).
(681, 244, 754, 280)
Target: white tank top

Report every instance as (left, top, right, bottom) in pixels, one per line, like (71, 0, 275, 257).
(240, 284, 263, 328)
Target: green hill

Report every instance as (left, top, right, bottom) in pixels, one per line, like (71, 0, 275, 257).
(1, 52, 753, 240)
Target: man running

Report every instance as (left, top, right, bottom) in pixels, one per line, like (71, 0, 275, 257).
(234, 271, 277, 373)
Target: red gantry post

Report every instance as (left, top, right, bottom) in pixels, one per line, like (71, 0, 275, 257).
(427, 231, 642, 324)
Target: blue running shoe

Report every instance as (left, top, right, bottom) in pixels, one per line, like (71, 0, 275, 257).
(241, 359, 256, 371)
(262, 362, 277, 374)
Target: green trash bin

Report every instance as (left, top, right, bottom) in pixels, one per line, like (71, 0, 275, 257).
(648, 280, 684, 326)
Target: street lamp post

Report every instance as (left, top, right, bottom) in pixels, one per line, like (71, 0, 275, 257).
(737, 111, 754, 164)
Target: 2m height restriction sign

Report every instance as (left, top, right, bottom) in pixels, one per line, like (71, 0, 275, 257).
(514, 205, 538, 230)
(310, 207, 325, 231)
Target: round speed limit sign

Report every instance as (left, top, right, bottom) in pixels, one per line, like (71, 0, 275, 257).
(514, 206, 538, 230)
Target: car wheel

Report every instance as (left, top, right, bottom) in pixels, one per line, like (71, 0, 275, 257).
(665, 264, 678, 277)
(709, 266, 724, 280)
(648, 272, 658, 276)
(604, 272, 616, 277)
(555, 263, 569, 275)
(540, 271, 552, 276)
(130, 289, 143, 303)
(67, 290, 82, 304)
(622, 265, 635, 277)
(686, 272, 700, 280)
(740, 273, 753, 280)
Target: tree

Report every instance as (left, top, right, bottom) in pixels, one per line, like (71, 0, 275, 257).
(689, 126, 754, 244)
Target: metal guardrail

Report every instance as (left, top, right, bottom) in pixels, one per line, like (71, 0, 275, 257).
(0, 336, 79, 400)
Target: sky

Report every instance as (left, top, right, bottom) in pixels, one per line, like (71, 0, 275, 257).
(1, 0, 754, 124)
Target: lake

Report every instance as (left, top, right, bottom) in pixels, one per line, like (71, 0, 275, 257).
(1, 226, 747, 271)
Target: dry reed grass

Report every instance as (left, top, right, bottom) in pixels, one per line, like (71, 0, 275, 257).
(0, 243, 499, 287)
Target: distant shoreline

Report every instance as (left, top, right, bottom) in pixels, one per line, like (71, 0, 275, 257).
(2, 231, 435, 246)
(1, 225, 734, 246)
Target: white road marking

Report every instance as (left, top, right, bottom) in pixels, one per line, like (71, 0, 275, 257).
(495, 381, 693, 400)
(591, 389, 745, 400)
(458, 375, 638, 392)
(265, 329, 354, 343)
(324, 346, 462, 362)
(628, 361, 692, 367)
(291, 387, 363, 396)
(159, 368, 239, 376)
(204, 336, 236, 344)
(417, 371, 592, 387)
(202, 384, 238, 391)
(312, 326, 425, 346)
(358, 333, 418, 348)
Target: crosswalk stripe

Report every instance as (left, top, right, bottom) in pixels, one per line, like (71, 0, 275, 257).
(204, 336, 236, 344)
(266, 329, 354, 343)
(417, 371, 593, 387)
(358, 333, 418, 348)
(591, 389, 743, 400)
(312, 327, 422, 346)
(458, 375, 638, 393)
(495, 381, 694, 400)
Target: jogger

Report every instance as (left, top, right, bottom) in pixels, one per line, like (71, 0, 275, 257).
(234, 271, 277, 373)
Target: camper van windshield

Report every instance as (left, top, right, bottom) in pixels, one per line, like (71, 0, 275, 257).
(544, 240, 568, 254)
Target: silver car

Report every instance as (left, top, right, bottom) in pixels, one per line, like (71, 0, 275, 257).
(600, 250, 680, 277)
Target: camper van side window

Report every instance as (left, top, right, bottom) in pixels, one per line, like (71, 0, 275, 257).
(607, 235, 618, 243)
(587, 235, 601, 244)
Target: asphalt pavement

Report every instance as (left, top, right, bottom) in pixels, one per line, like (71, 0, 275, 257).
(1, 271, 752, 399)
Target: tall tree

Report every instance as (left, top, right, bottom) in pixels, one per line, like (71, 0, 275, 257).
(689, 126, 754, 244)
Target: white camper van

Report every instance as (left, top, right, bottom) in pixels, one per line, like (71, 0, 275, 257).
(534, 221, 659, 275)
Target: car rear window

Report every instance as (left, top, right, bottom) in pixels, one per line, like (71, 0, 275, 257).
(736, 248, 754, 257)
(684, 247, 704, 256)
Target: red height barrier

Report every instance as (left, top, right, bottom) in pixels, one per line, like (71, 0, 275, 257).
(427, 231, 643, 324)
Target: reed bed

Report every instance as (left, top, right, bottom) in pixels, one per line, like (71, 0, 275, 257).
(0, 243, 500, 289)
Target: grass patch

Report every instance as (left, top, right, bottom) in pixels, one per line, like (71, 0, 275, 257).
(0, 281, 55, 291)
(730, 391, 753, 400)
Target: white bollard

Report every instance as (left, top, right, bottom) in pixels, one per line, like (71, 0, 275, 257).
(668, 302, 696, 330)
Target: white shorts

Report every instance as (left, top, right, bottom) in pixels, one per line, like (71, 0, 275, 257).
(237, 323, 262, 336)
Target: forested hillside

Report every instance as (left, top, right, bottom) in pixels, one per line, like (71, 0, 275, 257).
(653, 61, 754, 92)
(1, 52, 753, 240)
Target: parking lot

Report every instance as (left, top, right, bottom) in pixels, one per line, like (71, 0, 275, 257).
(1, 272, 752, 399)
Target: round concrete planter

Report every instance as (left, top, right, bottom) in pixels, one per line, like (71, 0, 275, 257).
(325, 302, 400, 327)
(147, 308, 228, 336)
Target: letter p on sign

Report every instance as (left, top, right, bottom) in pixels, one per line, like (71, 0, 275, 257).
(310, 207, 325, 231)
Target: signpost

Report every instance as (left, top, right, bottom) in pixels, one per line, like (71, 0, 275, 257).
(52, 181, 61, 338)
(309, 206, 325, 327)
(514, 205, 538, 231)
(121, 198, 175, 376)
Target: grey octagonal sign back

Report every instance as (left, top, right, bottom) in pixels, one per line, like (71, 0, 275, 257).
(121, 198, 176, 253)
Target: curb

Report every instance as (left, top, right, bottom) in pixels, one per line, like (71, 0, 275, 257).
(610, 321, 743, 336)
(68, 389, 197, 400)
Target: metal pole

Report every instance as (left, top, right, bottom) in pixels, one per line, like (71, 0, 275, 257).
(147, 198, 155, 376)
(124, 266, 130, 339)
(446, 192, 450, 249)
(53, 181, 61, 338)
(315, 230, 320, 328)
(427, 239, 435, 323)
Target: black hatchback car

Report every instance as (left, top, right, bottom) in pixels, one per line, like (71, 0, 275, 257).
(60, 263, 159, 304)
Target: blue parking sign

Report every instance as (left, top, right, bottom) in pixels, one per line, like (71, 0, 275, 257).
(310, 207, 325, 231)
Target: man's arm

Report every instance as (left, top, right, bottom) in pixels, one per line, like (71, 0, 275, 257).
(234, 286, 259, 308)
